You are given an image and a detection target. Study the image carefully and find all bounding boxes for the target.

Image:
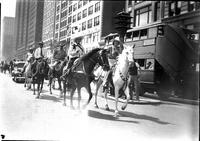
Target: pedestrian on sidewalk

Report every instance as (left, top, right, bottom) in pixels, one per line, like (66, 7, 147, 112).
(128, 60, 141, 101)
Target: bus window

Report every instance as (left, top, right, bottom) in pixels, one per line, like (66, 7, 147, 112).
(140, 29, 148, 39)
(136, 59, 145, 70)
(125, 32, 133, 42)
(145, 59, 154, 70)
(133, 31, 140, 41)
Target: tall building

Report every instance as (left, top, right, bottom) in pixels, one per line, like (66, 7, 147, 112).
(53, 0, 126, 53)
(54, 0, 71, 51)
(14, 0, 44, 60)
(42, 0, 56, 58)
(0, 2, 2, 60)
(125, 1, 200, 31)
(1, 17, 15, 60)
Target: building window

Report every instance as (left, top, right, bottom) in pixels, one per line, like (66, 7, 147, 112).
(93, 32, 100, 42)
(88, 5, 93, 15)
(68, 5, 72, 14)
(94, 16, 100, 26)
(78, 1, 82, 9)
(73, 3, 77, 12)
(56, 5, 60, 12)
(77, 12, 81, 21)
(83, 0, 88, 6)
(155, 2, 160, 21)
(82, 9, 87, 18)
(82, 21, 86, 31)
(169, 2, 181, 17)
(135, 5, 152, 26)
(56, 15, 59, 21)
(95, 2, 100, 12)
(88, 19, 92, 29)
(68, 16, 72, 24)
(188, 2, 200, 12)
(72, 15, 76, 23)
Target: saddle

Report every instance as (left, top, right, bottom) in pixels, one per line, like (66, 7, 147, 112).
(55, 61, 62, 71)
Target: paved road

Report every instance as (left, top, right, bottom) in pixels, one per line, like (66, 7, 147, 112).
(0, 73, 199, 141)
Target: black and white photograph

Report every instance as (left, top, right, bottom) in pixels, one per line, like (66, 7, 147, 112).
(0, 0, 199, 141)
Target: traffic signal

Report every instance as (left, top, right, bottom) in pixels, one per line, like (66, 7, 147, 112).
(157, 25, 164, 36)
(114, 11, 132, 32)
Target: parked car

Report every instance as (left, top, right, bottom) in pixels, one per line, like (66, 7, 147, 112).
(12, 61, 25, 82)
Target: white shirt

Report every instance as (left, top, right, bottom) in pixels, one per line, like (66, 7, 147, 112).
(34, 47, 44, 59)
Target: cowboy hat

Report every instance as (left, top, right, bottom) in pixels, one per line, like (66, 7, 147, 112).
(73, 36, 83, 43)
(38, 41, 44, 45)
(112, 37, 121, 45)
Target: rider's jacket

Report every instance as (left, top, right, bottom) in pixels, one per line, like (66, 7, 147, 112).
(53, 49, 67, 61)
(68, 43, 84, 59)
(34, 47, 44, 59)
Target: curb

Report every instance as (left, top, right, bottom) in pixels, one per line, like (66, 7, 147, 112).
(143, 93, 199, 105)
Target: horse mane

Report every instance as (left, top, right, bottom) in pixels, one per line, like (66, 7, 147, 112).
(79, 48, 102, 61)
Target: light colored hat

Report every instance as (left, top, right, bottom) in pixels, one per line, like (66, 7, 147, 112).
(113, 37, 121, 44)
(73, 36, 83, 43)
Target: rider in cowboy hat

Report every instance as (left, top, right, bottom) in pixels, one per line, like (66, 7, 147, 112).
(22, 47, 34, 73)
(61, 36, 85, 80)
(50, 42, 67, 75)
(102, 36, 124, 94)
(34, 41, 44, 61)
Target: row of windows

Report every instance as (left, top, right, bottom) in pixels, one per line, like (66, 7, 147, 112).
(73, 0, 90, 12)
(72, 16, 100, 34)
(60, 29, 68, 38)
(60, 20, 67, 29)
(61, 10, 67, 19)
(82, 31, 100, 45)
(72, 2, 100, 23)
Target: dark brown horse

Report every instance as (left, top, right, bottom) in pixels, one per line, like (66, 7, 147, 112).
(31, 58, 49, 98)
(62, 48, 110, 109)
(48, 59, 68, 97)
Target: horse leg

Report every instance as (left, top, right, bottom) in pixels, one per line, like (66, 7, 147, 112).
(70, 88, 76, 110)
(33, 81, 36, 95)
(121, 86, 130, 110)
(63, 81, 67, 106)
(58, 78, 62, 98)
(40, 78, 44, 93)
(82, 84, 93, 109)
(114, 86, 120, 118)
(104, 90, 110, 111)
(77, 88, 81, 110)
(36, 83, 40, 99)
(49, 77, 53, 94)
(94, 78, 102, 108)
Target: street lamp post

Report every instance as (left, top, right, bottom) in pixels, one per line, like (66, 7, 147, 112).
(114, 11, 132, 43)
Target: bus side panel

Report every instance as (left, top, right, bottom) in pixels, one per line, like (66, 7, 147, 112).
(134, 45, 155, 59)
(155, 37, 182, 79)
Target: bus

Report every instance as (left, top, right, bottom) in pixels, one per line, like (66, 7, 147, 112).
(104, 23, 199, 100)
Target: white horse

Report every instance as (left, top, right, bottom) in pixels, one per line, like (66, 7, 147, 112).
(94, 45, 135, 117)
(24, 58, 34, 90)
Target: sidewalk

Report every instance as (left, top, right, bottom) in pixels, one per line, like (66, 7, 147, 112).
(143, 93, 199, 105)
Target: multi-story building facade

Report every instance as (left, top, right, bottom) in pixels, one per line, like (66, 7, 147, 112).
(1, 17, 15, 61)
(14, 0, 44, 60)
(42, 0, 56, 58)
(54, 0, 71, 51)
(125, 1, 200, 32)
(70, 0, 126, 52)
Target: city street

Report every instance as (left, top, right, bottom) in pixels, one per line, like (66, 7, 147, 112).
(0, 72, 199, 141)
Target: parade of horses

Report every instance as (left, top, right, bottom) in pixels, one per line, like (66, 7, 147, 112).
(0, 41, 137, 118)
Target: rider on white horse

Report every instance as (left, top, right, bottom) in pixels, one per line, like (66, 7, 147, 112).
(22, 48, 34, 73)
(102, 37, 124, 93)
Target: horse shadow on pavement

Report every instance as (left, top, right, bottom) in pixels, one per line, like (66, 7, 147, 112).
(39, 94, 63, 103)
(87, 109, 170, 125)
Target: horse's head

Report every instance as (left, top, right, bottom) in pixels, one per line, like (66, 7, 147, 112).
(97, 49, 110, 71)
(121, 44, 135, 63)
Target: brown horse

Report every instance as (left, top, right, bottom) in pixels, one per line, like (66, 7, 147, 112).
(31, 58, 49, 98)
(62, 48, 110, 109)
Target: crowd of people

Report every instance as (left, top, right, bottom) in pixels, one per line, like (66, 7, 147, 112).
(1, 36, 141, 100)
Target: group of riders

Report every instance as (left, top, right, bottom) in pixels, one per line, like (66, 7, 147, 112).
(1, 35, 141, 100)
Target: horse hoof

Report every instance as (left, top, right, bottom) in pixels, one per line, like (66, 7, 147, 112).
(105, 104, 110, 111)
(94, 104, 99, 109)
(35, 96, 39, 99)
(121, 105, 126, 110)
(50, 92, 52, 95)
(114, 111, 120, 118)
(63, 103, 66, 106)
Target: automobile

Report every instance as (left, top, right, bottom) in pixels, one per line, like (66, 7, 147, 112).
(12, 61, 25, 82)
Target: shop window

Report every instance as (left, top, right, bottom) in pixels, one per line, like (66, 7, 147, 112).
(140, 29, 147, 39)
(133, 31, 140, 40)
(125, 32, 132, 41)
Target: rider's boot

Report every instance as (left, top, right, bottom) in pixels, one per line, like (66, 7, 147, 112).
(60, 69, 70, 81)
